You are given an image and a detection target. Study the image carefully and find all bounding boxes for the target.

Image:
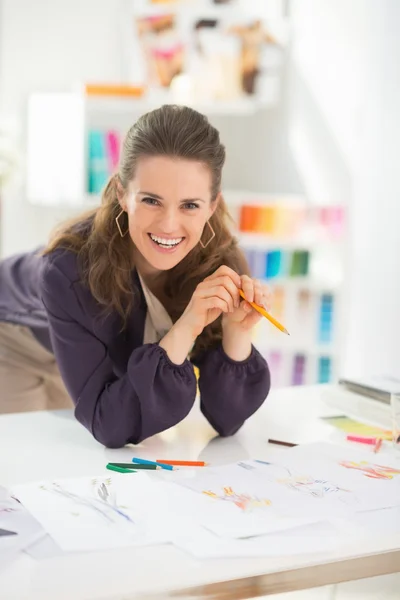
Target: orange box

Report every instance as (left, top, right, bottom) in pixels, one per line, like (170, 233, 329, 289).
(85, 84, 146, 98)
(240, 205, 260, 231)
(258, 206, 275, 234)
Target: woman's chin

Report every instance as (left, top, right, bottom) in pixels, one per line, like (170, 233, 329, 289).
(141, 244, 191, 271)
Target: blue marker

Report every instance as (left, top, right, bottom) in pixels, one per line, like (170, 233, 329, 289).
(131, 457, 175, 471)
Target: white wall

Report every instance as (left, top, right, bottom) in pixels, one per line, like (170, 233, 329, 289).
(344, 0, 400, 377)
(0, 0, 124, 256)
(288, 0, 400, 377)
(0, 0, 301, 257)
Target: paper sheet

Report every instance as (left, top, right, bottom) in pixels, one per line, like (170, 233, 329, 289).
(24, 533, 65, 560)
(172, 521, 341, 559)
(173, 507, 400, 559)
(163, 463, 324, 538)
(12, 473, 171, 552)
(271, 442, 400, 512)
(0, 486, 45, 570)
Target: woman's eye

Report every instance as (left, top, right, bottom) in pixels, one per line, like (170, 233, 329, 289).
(183, 202, 199, 210)
(142, 197, 160, 206)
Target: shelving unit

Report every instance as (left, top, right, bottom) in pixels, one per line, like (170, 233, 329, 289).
(25, 90, 273, 206)
(223, 192, 346, 387)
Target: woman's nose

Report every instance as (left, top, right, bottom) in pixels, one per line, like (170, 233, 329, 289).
(158, 208, 180, 233)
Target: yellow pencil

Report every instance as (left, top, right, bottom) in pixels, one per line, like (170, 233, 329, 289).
(239, 289, 290, 336)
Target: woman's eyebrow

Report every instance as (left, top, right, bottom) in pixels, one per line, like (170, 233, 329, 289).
(138, 191, 206, 203)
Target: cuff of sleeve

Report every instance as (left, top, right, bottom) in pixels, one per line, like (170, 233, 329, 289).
(127, 343, 196, 386)
(155, 343, 193, 370)
(217, 342, 259, 367)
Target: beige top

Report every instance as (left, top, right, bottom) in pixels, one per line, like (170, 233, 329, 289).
(137, 272, 173, 344)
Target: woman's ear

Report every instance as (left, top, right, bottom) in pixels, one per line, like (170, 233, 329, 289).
(116, 180, 126, 211)
(209, 192, 221, 217)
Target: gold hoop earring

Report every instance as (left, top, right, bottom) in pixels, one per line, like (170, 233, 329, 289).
(199, 220, 215, 249)
(115, 210, 129, 238)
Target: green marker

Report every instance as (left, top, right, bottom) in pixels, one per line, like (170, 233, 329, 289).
(106, 464, 137, 474)
(109, 462, 163, 471)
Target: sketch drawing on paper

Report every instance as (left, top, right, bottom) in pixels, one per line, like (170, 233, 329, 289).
(339, 461, 400, 480)
(253, 460, 353, 501)
(203, 486, 272, 512)
(38, 477, 135, 524)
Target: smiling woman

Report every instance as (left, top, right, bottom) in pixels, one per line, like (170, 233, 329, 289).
(0, 104, 271, 447)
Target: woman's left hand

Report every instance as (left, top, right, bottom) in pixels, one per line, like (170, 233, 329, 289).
(222, 274, 272, 332)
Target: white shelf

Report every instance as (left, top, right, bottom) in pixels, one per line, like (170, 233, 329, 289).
(224, 191, 307, 207)
(85, 96, 267, 117)
(236, 231, 342, 251)
(254, 340, 337, 357)
(263, 278, 341, 293)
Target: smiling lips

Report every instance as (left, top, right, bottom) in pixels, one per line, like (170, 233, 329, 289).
(148, 233, 184, 251)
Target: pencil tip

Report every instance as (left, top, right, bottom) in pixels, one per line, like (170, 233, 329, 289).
(284, 329, 290, 336)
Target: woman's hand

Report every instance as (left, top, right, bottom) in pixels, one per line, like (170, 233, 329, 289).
(160, 267, 270, 365)
(221, 274, 271, 362)
(159, 265, 241, 365)
(222, 274, 271, 332)
(178, 265, 242, 338)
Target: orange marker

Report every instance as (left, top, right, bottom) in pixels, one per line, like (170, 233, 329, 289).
(156, 460, 208, 467)
(239, 289, 290, 335)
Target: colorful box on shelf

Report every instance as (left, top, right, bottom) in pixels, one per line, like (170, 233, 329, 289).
(317, 206, 345, 239)
(318, 294, 334, 344)
(262, 350, 334, 388)
(238, 202, 345, 241)
(85, 84, 146, 98)
(244, 248, 310, 280)
(87, 129, 121, 194)
(239, 204, 307, 236)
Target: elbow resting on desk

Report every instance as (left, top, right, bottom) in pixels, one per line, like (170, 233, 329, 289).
(199, 346, 271, 438)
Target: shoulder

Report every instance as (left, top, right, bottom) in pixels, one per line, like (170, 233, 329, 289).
(40, 246, 127, 333)
(40, 247, 97, 325)
(41, 247, 81, 290)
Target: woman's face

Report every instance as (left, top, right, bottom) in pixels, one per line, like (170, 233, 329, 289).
(121, 156, 217, 274)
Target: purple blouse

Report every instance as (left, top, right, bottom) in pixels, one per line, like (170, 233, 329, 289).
(0, 248, 270, 447)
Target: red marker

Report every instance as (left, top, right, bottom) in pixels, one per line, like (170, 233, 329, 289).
(346, 435, 377, 445)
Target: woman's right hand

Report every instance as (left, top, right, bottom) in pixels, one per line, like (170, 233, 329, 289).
(159, 265, 241, 365)
(178, 265, 241, 338)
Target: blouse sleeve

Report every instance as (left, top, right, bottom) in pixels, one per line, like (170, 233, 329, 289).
(193, 344, 270, 437)
(40, 259, 197, 448)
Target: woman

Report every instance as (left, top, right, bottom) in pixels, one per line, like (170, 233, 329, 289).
(0, 104, 271, 448)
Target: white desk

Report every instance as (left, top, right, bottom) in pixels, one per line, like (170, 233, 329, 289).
(0, 384, 399, 600)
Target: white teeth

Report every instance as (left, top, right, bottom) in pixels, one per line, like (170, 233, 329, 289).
(150, 234, 183, 246)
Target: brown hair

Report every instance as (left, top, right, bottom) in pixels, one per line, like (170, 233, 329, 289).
(44, 104, 248, 356)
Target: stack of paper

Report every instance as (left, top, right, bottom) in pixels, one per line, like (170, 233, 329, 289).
(4, 442, 400, 562)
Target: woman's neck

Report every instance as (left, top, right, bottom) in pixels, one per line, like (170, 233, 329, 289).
(133, 248, 167, 298)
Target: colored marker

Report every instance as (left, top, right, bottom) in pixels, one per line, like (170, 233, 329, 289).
(346, 435, 378, 445)
(132, 457, 175, 471)
(109, 463, 163, 470)
(106, 464, 137, 474)
(156, 460, 208, 467)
